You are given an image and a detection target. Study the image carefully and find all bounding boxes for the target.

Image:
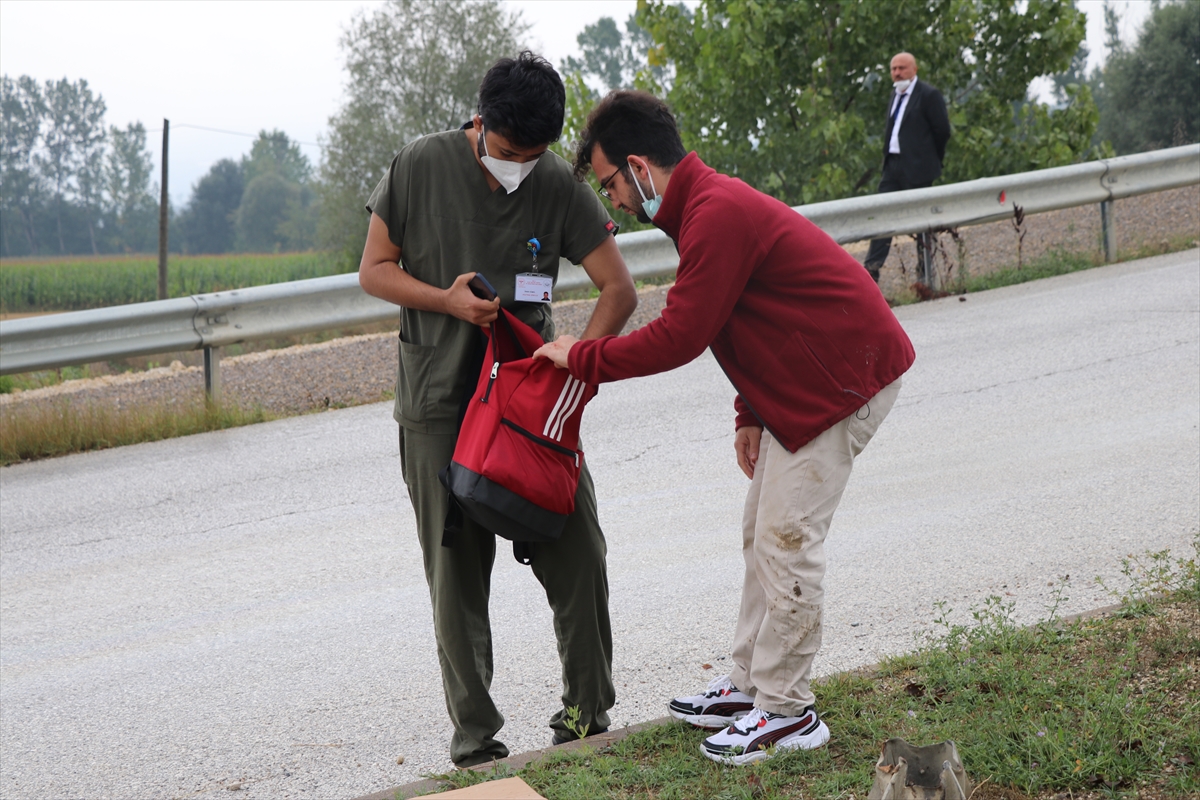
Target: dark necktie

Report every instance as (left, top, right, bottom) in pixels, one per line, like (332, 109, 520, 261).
(885, 91, 906, 145)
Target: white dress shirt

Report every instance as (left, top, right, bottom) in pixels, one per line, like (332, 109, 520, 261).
(888, 77, 918, 154)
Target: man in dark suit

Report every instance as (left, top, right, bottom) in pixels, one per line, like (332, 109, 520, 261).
(863, 52, 952, 281)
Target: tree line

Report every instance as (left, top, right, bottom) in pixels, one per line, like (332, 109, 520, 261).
(3, 0, 1195, 263)
(317, 0, 1198, 265)
(1, 76, 158, 257)
(176, 130, 318, 256)
(1089, 0, 1199, 154)
(0, 74, 318, 259)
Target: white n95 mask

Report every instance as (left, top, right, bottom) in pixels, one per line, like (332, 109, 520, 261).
(480, 126, 538, 194)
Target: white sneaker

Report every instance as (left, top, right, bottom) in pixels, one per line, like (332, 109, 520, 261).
(667, 674, 756, 729)
(701, 706, 830, 765)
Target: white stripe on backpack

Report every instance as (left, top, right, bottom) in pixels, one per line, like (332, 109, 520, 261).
(549, 378, 585, 441)
(544, 376, 579, 438)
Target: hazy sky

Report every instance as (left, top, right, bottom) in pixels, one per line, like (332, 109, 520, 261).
(0, 0, 1150, 207)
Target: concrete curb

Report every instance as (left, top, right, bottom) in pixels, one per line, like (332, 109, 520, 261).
(352, 716, 675, 800)
(353, 599, 1134, 800)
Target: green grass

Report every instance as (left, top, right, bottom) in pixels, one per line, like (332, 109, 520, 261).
(0, 395, 275, 465)
(0, 251, 348, 313)
(960, 233, 1200, 294)
(1, 363, 101, 394)
(958, 249, 1100, 293)
(422, 542, 1200, 799)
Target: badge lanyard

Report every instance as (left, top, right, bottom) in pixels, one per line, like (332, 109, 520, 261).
(515, 236, 553, 303)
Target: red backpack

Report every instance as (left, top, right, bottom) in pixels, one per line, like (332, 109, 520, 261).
(439, 308, 597, 563)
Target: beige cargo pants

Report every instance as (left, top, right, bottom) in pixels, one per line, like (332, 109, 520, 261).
(728, 378, 901, 715)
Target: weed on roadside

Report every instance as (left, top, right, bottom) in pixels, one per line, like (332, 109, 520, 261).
(0, 397, 273, 465)
(886, 234, 1198, 304)
(1097, 540, 1200, 616)
(956, 248, 1099, 293)
(563, 705, 592, 741)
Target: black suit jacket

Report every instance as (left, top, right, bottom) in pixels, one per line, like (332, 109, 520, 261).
(882, 79, 951, 188)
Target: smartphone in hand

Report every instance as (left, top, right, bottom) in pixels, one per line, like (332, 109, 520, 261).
(467, 273, 498, 301)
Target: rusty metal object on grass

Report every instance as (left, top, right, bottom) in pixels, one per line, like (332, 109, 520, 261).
(868, 738, 973, 800)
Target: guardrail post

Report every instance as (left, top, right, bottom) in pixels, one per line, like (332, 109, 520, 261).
(918, 232, 936, 290)
(203, 346, 221, 403)
(1100, 200, 1117, 262)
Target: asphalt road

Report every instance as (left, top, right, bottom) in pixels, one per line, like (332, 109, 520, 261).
(2, 250, 1197, 800)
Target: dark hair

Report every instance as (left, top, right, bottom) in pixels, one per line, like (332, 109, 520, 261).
(574, 90, 686, 180)
(477, 51, 565, 148)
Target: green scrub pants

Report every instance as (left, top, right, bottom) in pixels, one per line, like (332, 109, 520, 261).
(399, 426, 615, 767)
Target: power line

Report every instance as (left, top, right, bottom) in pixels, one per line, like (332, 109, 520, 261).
(145, 122, 322, 148)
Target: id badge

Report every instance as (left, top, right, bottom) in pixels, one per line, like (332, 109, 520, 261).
(515, 272, 554, 303)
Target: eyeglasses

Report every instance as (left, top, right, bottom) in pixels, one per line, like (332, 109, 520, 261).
(598, 166, 622, 199)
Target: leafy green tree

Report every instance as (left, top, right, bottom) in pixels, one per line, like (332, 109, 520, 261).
(550, 73, 653, 234)
(243, 128, 311, 186)
(1, 73, 173, 256)
(74, 102, 108, 255)
(557, 10, 690, 233)
(236, 171, 298, 252)
(1051, 41, 1090, 106)
(1, 75, 47, 255)
(318, 0, 528, 267)
(40, 80, 76, 254)
(640, 0, 1103, 206)
(177, 158, 243, 254)
(39, 78, 107, 254)
(275, 183, 319, 252)
(563, 9, 683, 94)
(105, 121, 158, 252)
(234, 130, 315, 252)
(1094, 0, 1199, 153)
(564, 17, 626, 90)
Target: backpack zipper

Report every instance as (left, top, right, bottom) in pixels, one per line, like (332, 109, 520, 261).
(482, 362, 499, 403)
(501, 418, 579, 461)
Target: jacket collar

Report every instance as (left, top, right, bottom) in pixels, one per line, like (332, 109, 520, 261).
(652, 151, 710, 241)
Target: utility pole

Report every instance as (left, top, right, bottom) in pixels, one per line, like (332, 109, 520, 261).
(158, 118, 169, 300)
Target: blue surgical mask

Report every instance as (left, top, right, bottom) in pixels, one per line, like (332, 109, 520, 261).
(630, 158, 662, 221)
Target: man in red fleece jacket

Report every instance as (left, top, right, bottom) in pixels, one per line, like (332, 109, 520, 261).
(535, 91, 915, 765)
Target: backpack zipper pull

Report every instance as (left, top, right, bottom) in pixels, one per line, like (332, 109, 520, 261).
(482, 362, 499, 403)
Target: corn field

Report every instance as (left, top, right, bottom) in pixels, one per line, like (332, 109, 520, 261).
(0, 252, 348, 313)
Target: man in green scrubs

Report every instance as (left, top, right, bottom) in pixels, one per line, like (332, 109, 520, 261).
(358, 52, 637, 767)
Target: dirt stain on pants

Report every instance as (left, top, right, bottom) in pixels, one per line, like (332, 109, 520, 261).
(767, 595, 823, 653)
(768, 522, 810, 552)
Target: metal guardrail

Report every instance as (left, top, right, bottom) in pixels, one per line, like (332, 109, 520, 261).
(3, 144, 1198, 380)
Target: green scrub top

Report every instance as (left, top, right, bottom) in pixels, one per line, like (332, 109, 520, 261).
(366, 128, 614, 434)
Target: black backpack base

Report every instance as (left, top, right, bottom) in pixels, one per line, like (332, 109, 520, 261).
(439, 462, 568, 565)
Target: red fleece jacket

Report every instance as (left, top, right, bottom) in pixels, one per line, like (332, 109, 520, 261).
(568, 152, 915, 452)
